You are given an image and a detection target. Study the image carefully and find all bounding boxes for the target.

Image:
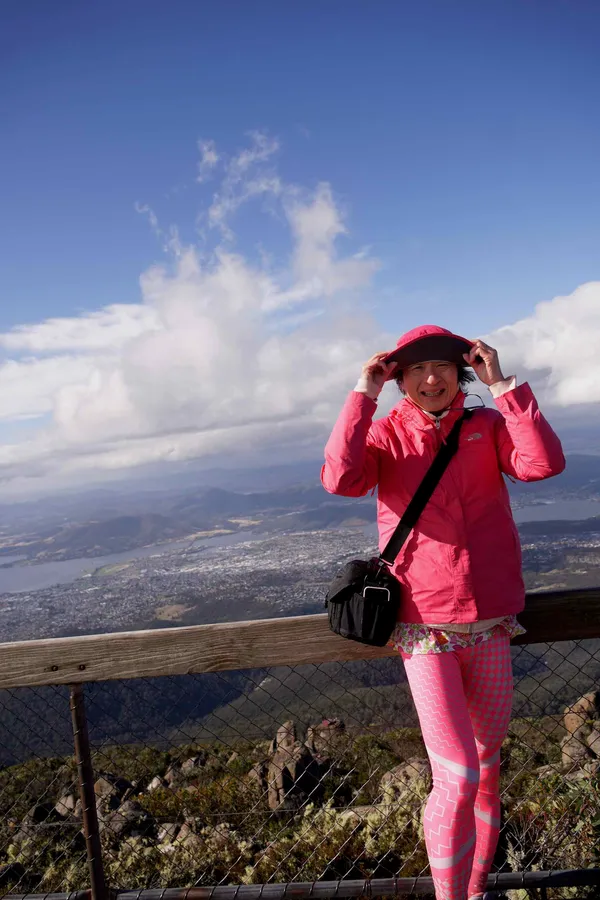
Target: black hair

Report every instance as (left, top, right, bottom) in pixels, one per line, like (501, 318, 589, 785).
(395, 363, 476, 395)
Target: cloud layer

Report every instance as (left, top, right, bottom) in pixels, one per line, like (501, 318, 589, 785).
(0, 136, 382, 493)
(0, 135, 598, 496)
(485, 281, 600, 407)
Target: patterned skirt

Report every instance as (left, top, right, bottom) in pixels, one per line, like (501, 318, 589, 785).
(388, 615, 526, 656)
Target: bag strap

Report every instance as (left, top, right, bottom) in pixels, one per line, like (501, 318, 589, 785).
(379, 409, 473, 566)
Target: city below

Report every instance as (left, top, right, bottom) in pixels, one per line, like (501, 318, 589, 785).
(0, 522, 599, 644)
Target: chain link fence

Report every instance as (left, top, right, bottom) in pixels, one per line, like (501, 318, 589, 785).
(0, 632, 599, 898)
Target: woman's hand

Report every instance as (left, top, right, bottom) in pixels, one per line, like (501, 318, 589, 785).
(463, 339, 505, 387)
(355, 352, 398, 400)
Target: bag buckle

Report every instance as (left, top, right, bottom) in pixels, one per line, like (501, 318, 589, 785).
(372, 557, 390, 578)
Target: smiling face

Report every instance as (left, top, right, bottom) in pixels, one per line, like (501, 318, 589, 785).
(399, 360, 460, 413)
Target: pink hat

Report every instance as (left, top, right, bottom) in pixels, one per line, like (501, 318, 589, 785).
(382, 325, 474, 368)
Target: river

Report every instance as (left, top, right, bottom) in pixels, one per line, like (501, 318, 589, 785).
(511, 498, 600, 523)
(0, 530, 257, 596)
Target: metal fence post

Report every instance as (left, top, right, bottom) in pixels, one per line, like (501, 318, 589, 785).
(70, 683, 108, 900)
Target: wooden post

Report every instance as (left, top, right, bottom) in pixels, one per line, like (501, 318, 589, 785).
(69, 684, 108, 900)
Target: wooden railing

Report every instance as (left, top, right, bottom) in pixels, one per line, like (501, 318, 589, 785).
(1, 587, 599, 690)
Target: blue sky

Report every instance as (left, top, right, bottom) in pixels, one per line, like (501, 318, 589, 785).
(1, 0, 599, 493)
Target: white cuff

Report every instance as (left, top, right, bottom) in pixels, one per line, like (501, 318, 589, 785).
(353, 374, 381, 401)
(489, 376, 517, 398)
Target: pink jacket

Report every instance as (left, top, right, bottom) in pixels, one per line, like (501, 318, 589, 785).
(321, 385, 565, 624)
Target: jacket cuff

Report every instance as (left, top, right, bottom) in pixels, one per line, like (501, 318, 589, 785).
(346, 388, 377, 414)
(492, 381, 536, 415)
(353, 374, 381, 401)
(489, 376, 517, 399)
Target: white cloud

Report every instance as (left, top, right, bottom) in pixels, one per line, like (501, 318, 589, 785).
(206, 131, 282, 239)
(486, 281, 600, 406)
(0, 356, 96, 421)
(0, 304, 159, 353)
(197, 139, 219, 182)
(135, 204, 183, 257)
(0, 135, 381, 494)
(285, 183, 378, 299)
(1, 132, 598, 498)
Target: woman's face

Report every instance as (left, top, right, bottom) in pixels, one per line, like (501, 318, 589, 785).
(400, 360, 459, 413)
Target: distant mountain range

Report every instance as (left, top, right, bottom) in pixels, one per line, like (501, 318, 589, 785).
(1, 453, 598, 561)
(0, 484, 374, 560)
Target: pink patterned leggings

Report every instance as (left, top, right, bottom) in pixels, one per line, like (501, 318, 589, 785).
(399, 629, 513, 900)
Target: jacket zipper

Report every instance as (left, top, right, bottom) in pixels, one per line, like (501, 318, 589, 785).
(433, 416, 448, 446)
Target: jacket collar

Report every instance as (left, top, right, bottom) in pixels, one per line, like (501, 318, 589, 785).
(391, 389, 466, 432)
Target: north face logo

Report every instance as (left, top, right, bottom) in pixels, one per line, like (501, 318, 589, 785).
(467, 433, 482, 441)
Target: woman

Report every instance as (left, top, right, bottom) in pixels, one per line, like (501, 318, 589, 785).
(321, 324, 565, 900)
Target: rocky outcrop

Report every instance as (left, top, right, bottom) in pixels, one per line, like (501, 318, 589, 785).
(587, 723, 600, 756)
(99, 799, 156, 842)
(305, 718, 345, 758)
(561, 691, 600, 777)
(563, 691, 600, 735)
(93, 773, 134, 811)
(54, 793, 77, 818)
(180, 754, 207, 774)
(247, 760, 268, 791)
(162, 754, 207, 789)
(146, 775, 168, 792)
(266, 720, 324, 810)
(157, 822, 180, 843)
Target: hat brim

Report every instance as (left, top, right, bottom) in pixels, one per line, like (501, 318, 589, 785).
(383, 334, 474, 369)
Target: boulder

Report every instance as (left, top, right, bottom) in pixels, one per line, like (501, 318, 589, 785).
(55, 794, 77, 818)
(24, 803, 58, 824)
(305, 718, 345, 757)
(247, 761, 268, 792)
(268, 720, 296, 756)
(563, 691, 600, 735)
(163, 765, 180, 787)
(266, 740, 323, 810)
(94, 773, 132, 799)
(380, 757, 432, 812)
(93, 774, 134, 812)
(565, 758, 600, 782)
(146, 776, 167, 793)
(180, 755, 206, 774)
(99, 800, 155, 841)
(560, 728, 592, 771)
(158, 822, 181, 843)
(586, 723, 600, 757)
(163, 761, 203, 788)
(174, 821, 203, 849)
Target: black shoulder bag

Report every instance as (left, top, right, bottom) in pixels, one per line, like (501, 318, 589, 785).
(325, 410, 472, 646)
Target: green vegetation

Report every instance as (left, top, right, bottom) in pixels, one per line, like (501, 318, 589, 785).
(0, 720, 597, 895)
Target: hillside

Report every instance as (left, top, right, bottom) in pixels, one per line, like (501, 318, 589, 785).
(0, 487, 374, 561)
(519, 515, 600, 536)
(0, 703, 597, 894)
